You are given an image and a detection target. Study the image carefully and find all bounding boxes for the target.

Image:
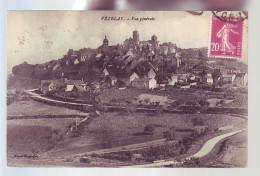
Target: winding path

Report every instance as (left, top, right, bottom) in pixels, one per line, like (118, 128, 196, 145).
(122, 129, 245, 168)
(26, 89, 93, 107)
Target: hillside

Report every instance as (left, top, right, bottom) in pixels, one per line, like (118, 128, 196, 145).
(11, 45, 210, 82)
(7, 74, 40, 90)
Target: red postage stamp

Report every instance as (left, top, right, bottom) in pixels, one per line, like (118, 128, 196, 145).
(209, 16, 243, 58)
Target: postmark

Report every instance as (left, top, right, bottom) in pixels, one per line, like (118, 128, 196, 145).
(209, 15, 243, 58)
(186, 11, 248, 24)
(212, 11, 248, 24)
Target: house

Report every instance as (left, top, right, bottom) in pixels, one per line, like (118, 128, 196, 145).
(40, 79, 66, 94)
(125, 48, 134, 57)
(41, 82, 52, 94)
(65, 80, 86, 92)
(147, 69, 156, 79)
(103, 75, 118, 88)
(191, 68, 203, 75)
(73, 58, 80, 65)
(95, 53, 102, 60)
(116, 72, 139, 86)
(132, 78, 157, 89)
(131, 154, 143, 162)
(206, 75, 214, 84)
(133, 61, 158, 78)
(200, 70, 213, 84)
(180, 85, 191, 89)
(108, 76, 118, 86)
(62, 70, 79, 79)
(103, 68, 109, 76)
(155, 75, 169, 87)
(188, 75, 196, 81)
(91, 82, 100, 92)
(53, 62, 61, 70)
(234, 73, 248, 86)
(178, 83, 191, 89)
(65, 85, 78, 92)
(212, 69, 222, 84)
(222, 74, 236, 84)
(167, 75, 178, 86)
(80, 55, 87, 62)
(190, 82, 197, 86)
(177, 74, 188, 83)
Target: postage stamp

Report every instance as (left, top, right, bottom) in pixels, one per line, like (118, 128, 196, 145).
(209, 16, 243, 58)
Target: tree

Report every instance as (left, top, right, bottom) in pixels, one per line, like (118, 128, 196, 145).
(155, 105, 164, 114)
(163, 130, 175, 141)
(186, 100, 197, 106)
(192, 117, 204, 126)
(144, 125, 155, 134)
(143, 98, 150, 104)
(199, 99, 210, 107)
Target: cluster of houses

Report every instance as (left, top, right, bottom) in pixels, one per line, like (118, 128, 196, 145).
(39, 30, 247, 94)
(40, 63, 248, 94)
(40, 78, 91, 94)
(101, 61, 248, 90)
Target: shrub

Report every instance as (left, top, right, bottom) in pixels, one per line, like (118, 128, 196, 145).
(65, 158, 73, 162)
(144, 125, 155, 134)
(219, 100, 224, 104)
(143, 98, 150, 104)
(80, 157, 91, 163)
(199, 99, 210, 107)
(90, 153, 99, 157)
(182, 157, 201, 167)
(186, 100, 197, 106)
(163, 131, 175, 141)
(192, 117, 204, 126)
(155, 105, 164, 114)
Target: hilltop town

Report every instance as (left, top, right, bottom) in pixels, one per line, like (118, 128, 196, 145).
(11, 30, 247, 100)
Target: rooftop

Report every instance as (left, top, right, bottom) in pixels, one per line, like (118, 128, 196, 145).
(132, 78, 152, 82)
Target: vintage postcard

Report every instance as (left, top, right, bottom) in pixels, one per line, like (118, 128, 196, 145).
(7, 11, 248, 167)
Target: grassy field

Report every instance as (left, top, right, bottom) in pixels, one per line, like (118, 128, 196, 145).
(7, 74, 40, 90)
(44, 112, 247, 157)
(219, 130, 247, 167)
(7, 100, 87, 117)
(209, 130, 247, 167)
(7, 111, 247, 166)
(7, 117, 80, 158)
(98, 87, 247, 108)
(195, 129, 248, 168)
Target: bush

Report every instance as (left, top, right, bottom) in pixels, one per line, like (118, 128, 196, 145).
(143, 98, 150, 104)
(144, 125, 155, 134)
(155, 105, 164, 114)
(186, 100, 197, 106)
(80, 157, 91, 163)
(182, 157, 201, 167)
(90, 153, 99, 157)
(199, 99, 210, 107)
(192, 117, 204, 126)
(163, 130, 175, 141)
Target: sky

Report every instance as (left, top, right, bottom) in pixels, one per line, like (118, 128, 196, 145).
(6, 11, 247, 69)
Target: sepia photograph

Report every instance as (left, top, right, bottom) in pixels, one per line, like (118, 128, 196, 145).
(6, 11, 248, 168)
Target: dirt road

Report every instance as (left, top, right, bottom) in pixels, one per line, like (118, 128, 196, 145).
(123, 129, 245, 168)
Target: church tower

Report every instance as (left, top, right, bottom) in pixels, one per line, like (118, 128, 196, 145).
(103, 35, 109, 46)
(133, 30, 139, 45)
(151, 35, 158, 48)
